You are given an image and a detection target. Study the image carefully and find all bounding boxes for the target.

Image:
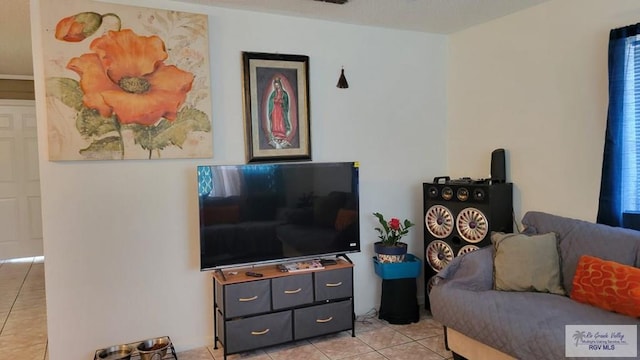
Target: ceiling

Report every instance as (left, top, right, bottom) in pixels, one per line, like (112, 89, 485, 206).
(0, 0, 549, 77)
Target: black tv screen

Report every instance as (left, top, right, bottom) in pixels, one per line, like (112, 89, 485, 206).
(197, 162, 360, 270)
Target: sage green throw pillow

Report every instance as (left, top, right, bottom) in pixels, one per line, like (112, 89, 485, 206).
(491, 232, 565, 295)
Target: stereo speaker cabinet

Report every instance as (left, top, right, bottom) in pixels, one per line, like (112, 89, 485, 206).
(212, 260, 355, 359)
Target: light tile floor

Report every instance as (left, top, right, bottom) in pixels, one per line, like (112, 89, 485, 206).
(178, 310, 453, 360)
(0, 257, 48, 360)
(0, 258, 452, 360)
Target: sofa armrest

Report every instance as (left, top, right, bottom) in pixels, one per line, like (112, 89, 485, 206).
(436, 246, 494, 291)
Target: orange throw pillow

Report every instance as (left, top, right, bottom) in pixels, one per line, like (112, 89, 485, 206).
(570, 255, 640, 318)
(334, 209, 357, 231)
(202, 205, 240, 225)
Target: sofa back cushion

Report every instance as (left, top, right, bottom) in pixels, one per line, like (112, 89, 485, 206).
(521, 211, 640, 294)
(200, 196, 243, 225)
(313, 191, 348, 228)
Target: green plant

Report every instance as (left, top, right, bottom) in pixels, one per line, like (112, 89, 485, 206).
(373, 212, 414, 246)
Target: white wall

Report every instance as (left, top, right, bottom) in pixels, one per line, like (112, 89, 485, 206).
(448, 0, 640, 223)
(30, 0, 447, 358)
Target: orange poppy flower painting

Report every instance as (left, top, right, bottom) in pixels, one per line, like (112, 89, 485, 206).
(40, 0, 212, 160)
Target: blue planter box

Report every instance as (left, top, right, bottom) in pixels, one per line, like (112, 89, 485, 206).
(373, 253, 422, 279)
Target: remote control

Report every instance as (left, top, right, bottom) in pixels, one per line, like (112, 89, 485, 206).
(320, 259, 337, 266)
(245, 271, 263, 277)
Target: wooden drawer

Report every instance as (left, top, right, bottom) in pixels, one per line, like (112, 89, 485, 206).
(225, 311, 292, 354)
(294, 300, 352, 339)
(224, 279, 271, 318)
(272, 273, 313, 310)
(314, 268, 352, 301)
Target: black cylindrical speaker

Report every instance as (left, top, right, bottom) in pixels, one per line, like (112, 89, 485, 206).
(491, 148, 506, 183)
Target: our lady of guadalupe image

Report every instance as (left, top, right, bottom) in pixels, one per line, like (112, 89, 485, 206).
(261, 75, 299, 150)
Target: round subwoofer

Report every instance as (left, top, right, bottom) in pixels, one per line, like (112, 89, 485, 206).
(456, 187, 469, 201)
(457, 244, 480, 256)
(426, 240, 454, 271)
(456, 207, 488, 243)
(425, 205, 454, 239)
(441, 187, 453, 200)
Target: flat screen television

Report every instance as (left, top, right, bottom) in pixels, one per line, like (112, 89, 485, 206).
(197, 162, 360, 270)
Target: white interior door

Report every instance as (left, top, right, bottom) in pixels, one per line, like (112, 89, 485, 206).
(0, 99, 42, 260)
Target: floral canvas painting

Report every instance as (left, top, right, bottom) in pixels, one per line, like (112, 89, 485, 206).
(40, 0, 212, 160)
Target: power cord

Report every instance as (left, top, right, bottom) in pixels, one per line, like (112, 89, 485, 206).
(355, 308, 379, 325)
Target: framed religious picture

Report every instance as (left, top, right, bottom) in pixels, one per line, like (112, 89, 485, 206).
(242, 52, 311, 162)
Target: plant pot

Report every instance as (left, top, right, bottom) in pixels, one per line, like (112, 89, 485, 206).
(373, 253, 421, 279)
(374, 241, 408, 263)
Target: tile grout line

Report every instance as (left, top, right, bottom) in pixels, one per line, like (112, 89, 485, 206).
(203, 319, 448, 360)
(0, 259, 3, 337)
(43, 339, 48, 360)
(37, 260, 48, 360)
(0, 257, 35, 336)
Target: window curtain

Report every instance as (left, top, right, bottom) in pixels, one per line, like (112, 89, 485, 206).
(211, 166, 242, 197)
(241, 165, 285, 195)
(597, 23, 640, 227)
(197, 166, 213, 197)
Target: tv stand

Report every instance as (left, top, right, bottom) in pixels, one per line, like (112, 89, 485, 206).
(215, 268, 227, 281)
(339, 253, 353, 263)
(212, 260, 355, 359)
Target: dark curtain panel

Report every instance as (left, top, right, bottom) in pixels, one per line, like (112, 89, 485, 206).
(597, 24, 640, 226)
(242, 165, 282, 194)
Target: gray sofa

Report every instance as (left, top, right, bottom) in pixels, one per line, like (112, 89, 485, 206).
(429, 211, 640, 360)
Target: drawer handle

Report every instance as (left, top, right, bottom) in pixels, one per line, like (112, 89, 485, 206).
(325, 282, 342, 287)
(238, 295, 258, 302)
(284, 288, 302, 294)
(251, 328, 270, 336)
(316, 316, 333, 323)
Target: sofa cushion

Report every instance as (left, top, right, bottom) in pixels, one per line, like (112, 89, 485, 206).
(571, 255, 640, 318)
(491, 232, 565, 295)
(201, 205, 240, 225)
(313, 191, 347, 228)
(334, 208, 357, 231)
(521, 211, 640, 294)
(246, 194, 279, 221)
(431, 282, 639, 360)
(284, 207, 314, 225)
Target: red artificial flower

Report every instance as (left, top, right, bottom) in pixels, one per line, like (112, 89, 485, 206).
(373, 212, 415, 246)
(389, 218, 401, 230)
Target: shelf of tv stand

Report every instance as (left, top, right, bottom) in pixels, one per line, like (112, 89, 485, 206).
(212, 258, 355, 359)
(212, 259, 351, 284)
